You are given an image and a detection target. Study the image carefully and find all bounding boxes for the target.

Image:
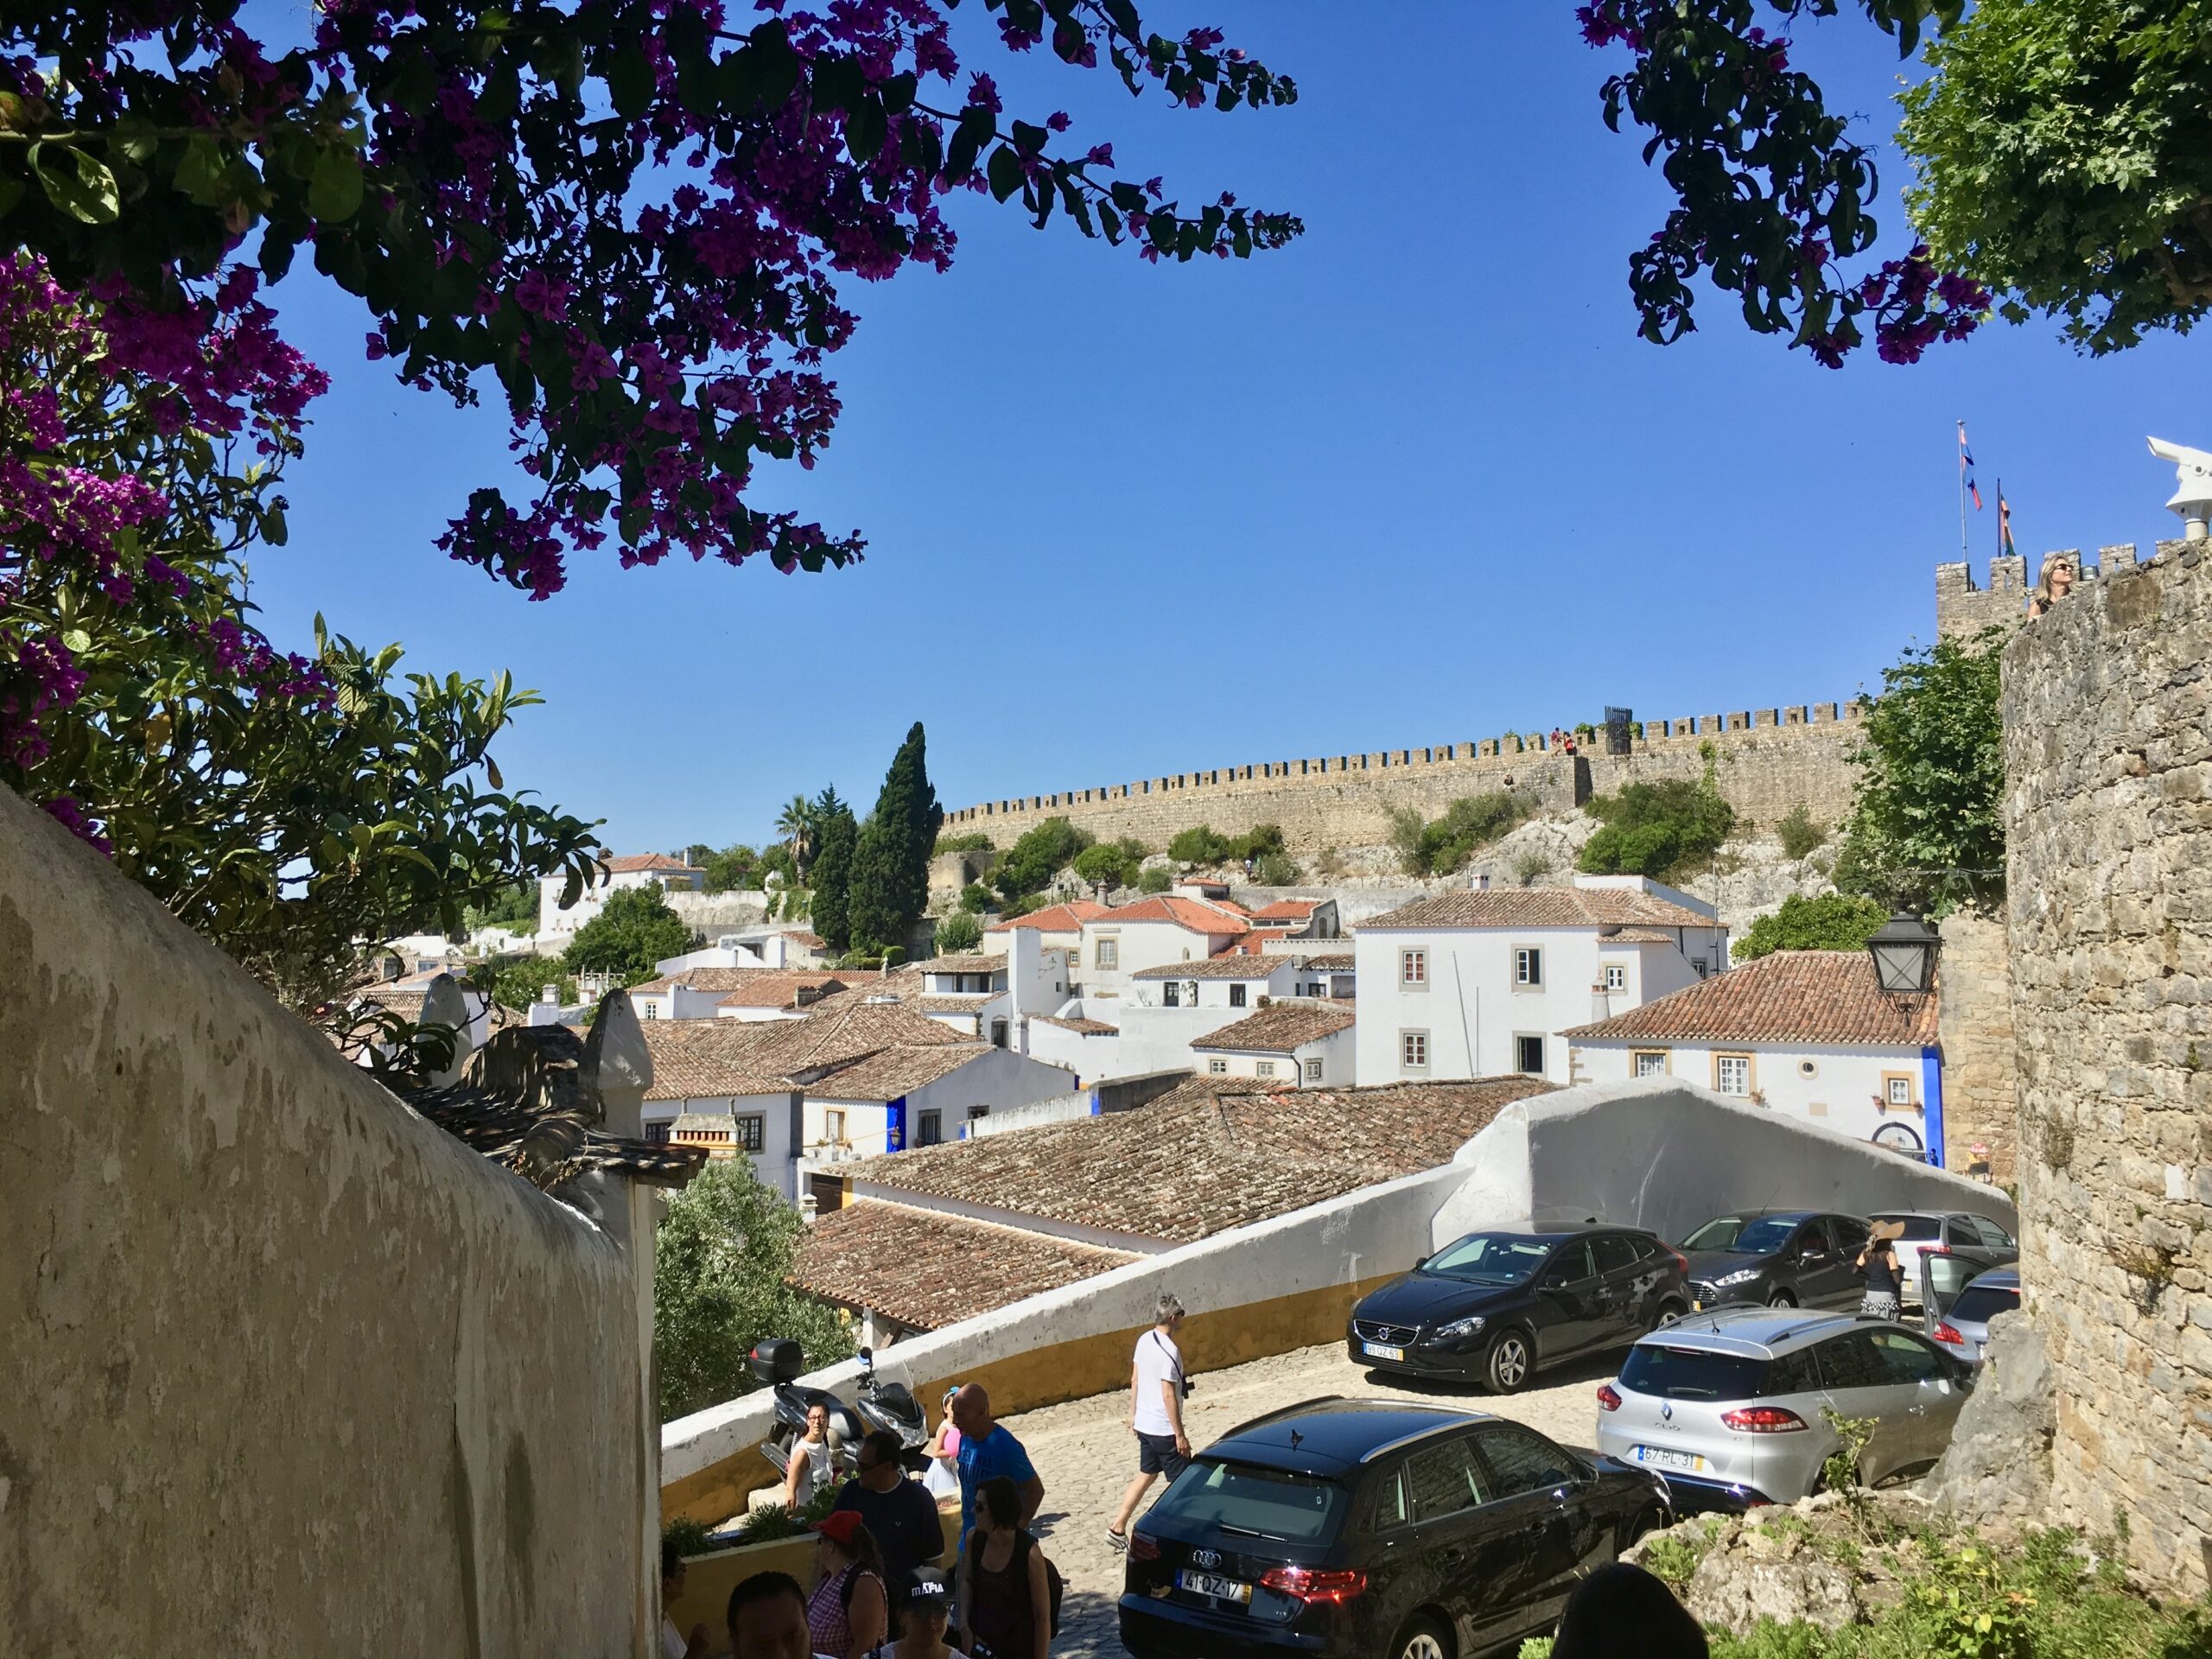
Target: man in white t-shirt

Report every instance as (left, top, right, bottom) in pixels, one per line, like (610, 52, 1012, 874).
(1107, 1292, 1191, 1550)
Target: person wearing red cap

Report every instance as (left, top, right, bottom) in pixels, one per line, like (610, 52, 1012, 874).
(806, 1510, 887, 1657)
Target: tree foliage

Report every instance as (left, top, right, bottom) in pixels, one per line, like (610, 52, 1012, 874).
(654, 1158, 852, 1423)
(464, 882, 542, 933)
(1391, 791, 1535, 876)
(995, 816, 1090, 901)
(560, 884, 691, 985)
(1776, 804, 1827, 861)
(933, 910, 983, 954)
(1835, 630, 2005, 915)
(1166, 824, 1231, 866)
(698, 842, 762, 893)
(808, 800, 861, 955)
(1071, 836, 1147, 889)
(1732, 891, 1888, 962)
(470, 955, 577, 1014)
(1579, 779, 1735, 881)
(849, 721, 942, 951)
(1899, 0, 2212, 353)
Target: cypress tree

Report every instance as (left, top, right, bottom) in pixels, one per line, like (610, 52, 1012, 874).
(809, 804, 859, 954)
(849, 721, 943, 951)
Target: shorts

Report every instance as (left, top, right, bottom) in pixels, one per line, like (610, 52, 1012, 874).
(1137, 1431, 1189, 1479)
(1859, 1291, 1900, 1320)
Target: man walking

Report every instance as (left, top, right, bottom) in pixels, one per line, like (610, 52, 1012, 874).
(832, 1427, 946, 1589)
(1107, 1292, 1191, 1550)
(948, 1382, 1044, 1539)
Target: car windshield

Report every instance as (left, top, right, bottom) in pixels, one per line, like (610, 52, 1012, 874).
(1948, 1285, 2021, 1325)
(1150, 1459, 1349, 1545)
(1422, 1233, 1554, 1285)
(1874, 1215, 1942, 1240)
(1685, 1215, 1800, 1255)
(1619, 1344, 1769, 1402)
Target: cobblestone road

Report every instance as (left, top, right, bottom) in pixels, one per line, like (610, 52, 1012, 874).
(1007, 1339, 1629, 1659)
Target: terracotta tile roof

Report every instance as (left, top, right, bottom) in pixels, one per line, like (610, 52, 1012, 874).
(984, 900, 1110, 934)
(919, 954, 1006, 976)
(1227, 929, 1293, 955)
(710, 971, 855, 1008)
(1301, 953, 1355, 972)
(1360, 887, 1718, 932)
(791, 1202, 1140, 1331)
(730, 999, 966, 1077)
(1250, 899, 1324, 921)
(1132, 957, 1292, 981)
(603, 852, 701, 874)
(1089, 896, 1250, 937)
(807, 1043, 1016, 1102)
(844, 1075, 1554, 1244)
(1564, 951, 1941, 1047)
(1599, 927, 1680, 945)
(1190, 1001, 1357, 1054)
(913, 995, 990, 1014)
(1033, 1014, 1117, 1035)
(781, 930, 828, 949)
(632, 968, 849, 999)
(640, 1023, 800, 1101)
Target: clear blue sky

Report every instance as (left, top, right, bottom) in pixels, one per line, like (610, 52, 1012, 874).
(245, 4, 2198, 856)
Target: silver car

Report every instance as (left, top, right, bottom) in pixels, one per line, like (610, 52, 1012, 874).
(1593, 1307, 1974, 1509)
(1867, 1210, 2018, 1306)
(1927, 1267, 2021, 1367)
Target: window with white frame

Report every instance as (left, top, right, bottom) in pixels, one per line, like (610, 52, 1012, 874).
(1885, 1074, 1914, 1107)
(1604, 963, 1626, 993)
(824, 1108, 847, 1144)
(1715, 1054, 1752, 1096)
(1160, 981, 1180, 1007)
(1256, 1060, 1277, 1077)
(642, 1001, 658, 1020)
(1514, 946, 1543, 988)
(1515, 1034, 1546, 1075)
(1304, 1058, 1323, 1083)
(1400, 948, 1427, 988)
(1632, 1050, 1669, 1078)
(736, 1115, 765, 1153)
(1401, 1030, 1430, 1072)
(1208, 1058, 1227, 1075)
(1096, 938, 1118, 970)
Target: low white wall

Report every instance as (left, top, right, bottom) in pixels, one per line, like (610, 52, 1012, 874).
(967, 1090, 1099, 1138)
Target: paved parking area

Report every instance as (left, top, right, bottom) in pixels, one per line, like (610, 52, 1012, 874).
(1008, 1339, 1627, 1658)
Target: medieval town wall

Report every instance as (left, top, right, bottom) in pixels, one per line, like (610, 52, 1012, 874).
(2003, 537, 2212, 1592)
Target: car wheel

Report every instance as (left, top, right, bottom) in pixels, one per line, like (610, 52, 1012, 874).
(1484, 1328, 1534, 1394)
(1622, 1507, 1667, 1551)
(1651, 1299, 1688, 1331)
(1390, 1613, 1454, 1659)
(1767, 1287, 1797, 1308)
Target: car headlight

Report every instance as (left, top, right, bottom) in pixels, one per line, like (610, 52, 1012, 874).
(1431, 1315, 1487, 1341)
(1714, 1268, 1763, 1287)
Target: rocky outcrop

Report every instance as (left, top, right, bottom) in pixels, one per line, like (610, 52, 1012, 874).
(1681, 1530, 1859, 1634)
(1924, 1312, 2055, 1523)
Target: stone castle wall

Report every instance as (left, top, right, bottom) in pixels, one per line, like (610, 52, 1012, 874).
(1938, 544, 2146, 639)
(2004, 537, 2212, 1592)
(943, 707, 1864, 854)
(1936, 909, 2017, 1184)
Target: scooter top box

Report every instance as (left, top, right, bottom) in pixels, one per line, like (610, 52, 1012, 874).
(749, 1338, 804, 1384)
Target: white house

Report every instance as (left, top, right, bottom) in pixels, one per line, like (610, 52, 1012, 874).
(1078, 894, 1252, 996)
(537, 852, 706, 944)
(1247, 897, 1343, 939)
(982, 900, 1109, 974)
(1190, 1001, 1357, 1088)
(1353, 874, 1728, 1086)
(1125, 954, 1303, 1012)
(639, 1027, 804, 1198)
(1564, 950, 1944, 1159)
(801, 1043, 1080, 1163)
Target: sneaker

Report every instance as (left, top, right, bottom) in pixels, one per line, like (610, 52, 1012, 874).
(1105, 1526, 1128, 1552)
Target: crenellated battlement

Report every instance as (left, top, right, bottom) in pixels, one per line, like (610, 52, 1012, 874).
(1936, 543, 2146, 638)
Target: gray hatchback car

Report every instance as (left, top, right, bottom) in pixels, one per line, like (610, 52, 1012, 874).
(1593, 1307, 1974, 1509)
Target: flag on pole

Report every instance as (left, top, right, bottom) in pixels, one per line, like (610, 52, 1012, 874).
(1999, 483, 2017, 556)
(1958, 421, 1983, 510)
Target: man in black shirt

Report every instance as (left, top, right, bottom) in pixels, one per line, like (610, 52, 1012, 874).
(831, 1428, 946, 1589)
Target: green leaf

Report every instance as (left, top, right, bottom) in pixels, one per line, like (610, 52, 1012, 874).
(607, 45, 654, 119)
(61, 629, 92, 653)
(32, 143, 121, 225)
(947, 107, 995, 179)
(0, 177, 22, 222)
(309, 148, 365, 223)
(987, 145, 1025, 204)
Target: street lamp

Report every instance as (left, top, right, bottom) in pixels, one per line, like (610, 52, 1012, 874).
(1867, 912, 1942, 996)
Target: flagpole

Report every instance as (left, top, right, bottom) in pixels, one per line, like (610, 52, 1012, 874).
(1957, 420, 1968, 562)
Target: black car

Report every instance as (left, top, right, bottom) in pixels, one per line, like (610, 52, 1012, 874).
(1680, 1210, 1871, 1311)
(1119, 1397, 1672, 1659)
(1347, 1224, 1691, 1394)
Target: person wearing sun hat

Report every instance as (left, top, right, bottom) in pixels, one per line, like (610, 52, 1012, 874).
(805, 1510, 887, 1657)
(1855, 1219, 1905, 1320)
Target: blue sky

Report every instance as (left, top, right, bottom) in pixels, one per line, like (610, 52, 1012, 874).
(245, 4, 2201, 856)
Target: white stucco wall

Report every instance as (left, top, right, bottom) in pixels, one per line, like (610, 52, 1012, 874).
(1034, 1001, 1250, 1083)
(1570, 1039, 1934, 1155)
(804, 1047, 1079, 1156)
(646, 1090, 804, 1198)
(1123, 960, 1299, 1011)
(1082, 918, 1230, 995)
(1196, 1021, 1356, 1088)
(538, 864, 704, 937)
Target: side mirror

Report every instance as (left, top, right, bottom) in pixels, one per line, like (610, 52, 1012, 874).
(1414, 1255, 1430, 1269)
(858, 1345, 874, 1363)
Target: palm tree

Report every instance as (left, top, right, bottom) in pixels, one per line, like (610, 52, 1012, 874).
(776, 794, 814, 878)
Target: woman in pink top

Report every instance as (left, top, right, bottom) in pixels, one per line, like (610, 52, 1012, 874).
(921, 1386, 963, 1503)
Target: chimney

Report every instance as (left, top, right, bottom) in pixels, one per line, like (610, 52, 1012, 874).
(1471, 873, 1491, 892)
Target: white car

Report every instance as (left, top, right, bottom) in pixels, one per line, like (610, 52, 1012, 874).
(1867, 1211, 2018, 1306)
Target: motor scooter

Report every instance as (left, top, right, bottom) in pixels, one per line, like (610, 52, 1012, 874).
(753, 1340, 931, 1485)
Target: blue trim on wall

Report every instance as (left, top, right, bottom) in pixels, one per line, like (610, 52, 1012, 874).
(887, 1095, 907, 1154)
(1921, 1046, 1945, 1169)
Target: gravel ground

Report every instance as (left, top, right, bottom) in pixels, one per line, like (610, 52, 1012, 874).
(1004, 1338, 1631, 1659)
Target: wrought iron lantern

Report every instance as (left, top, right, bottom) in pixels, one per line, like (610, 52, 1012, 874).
(1867, 912, 1942, 995)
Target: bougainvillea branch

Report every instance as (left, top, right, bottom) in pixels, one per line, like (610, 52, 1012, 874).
(1578, 0, 1986, 365)
(3, 1, 1299, 600)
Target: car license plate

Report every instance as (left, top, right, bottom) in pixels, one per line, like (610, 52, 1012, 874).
(1363, 1340, 1405, 1361)
(1691, 1300, 1704, 1312)
(1633, 1445, 1707, 1473)
(1177, 1569, 1253, 1604)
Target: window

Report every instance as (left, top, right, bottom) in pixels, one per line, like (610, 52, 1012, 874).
(1943, 1217, 1981, 1248)
(1632, 1050, 1669, 1078)
(1208, 1058, 1228, 1075)
(1714, 1054, 1752, 1096)
(645, 1122, 671, 1145)
(1400, 948, 1427, 988)
(1514, 946, 1543, 988)
(735, 1115, 765, 1153)
(1814, 1332, 1890, 1390)
(917, 1109, 943, 1147)
(1256, 1060, 1277, 1078)
(1402, 1439, 1490, 1523)
(1304, 1058, 1324, 1083)
(1096, 938, 1118, 970)
(1829, 1216, 1870, 1255)
(1401, 1030, 1430, 1073)
(1604, 963, 1625, 993)
(1160, 981, 1181, 1007)
(1885, 1073, 1915, 1107)
(1970, 1217, 2016, 1250)
(1514, 1034, 1546, 1076)
(1542, 1240, 1594, 1285)
(1592, 1235, 1639, 1276)
(1869, 1329, 1945, 1383)
(1229, 983, 1247, 1008)
(1474, 1427, 1577, 1498)
(967, 1104, 990, 1121)
(642, 1001, 658, 1020)
(823, 1109, 847, 1145)
(1152, 1459, 1349, 1546)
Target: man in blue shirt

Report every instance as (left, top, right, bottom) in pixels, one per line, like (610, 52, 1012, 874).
(949, 1382, 1044, 1539)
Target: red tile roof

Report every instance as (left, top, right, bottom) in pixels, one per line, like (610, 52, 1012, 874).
(1033, 1014, 1117, 1036)
(1190, 1001, 1357, 1054)
(640, 1024, 801, 1101)
(631, 968, 847, 999)
(791, 1202, 1140, 1331)
(1564, 951, 1941, 1047)
(920, 954, 1006, 976)
(1132, 957, 1293, 981)
(1090, 896, 1251, 937)
(711, 971, 855, 1008)
(983, 899, 1110, 934)
(807, 1044, 1065, 1103)
(1250, 899, 1324, 921)
(603, 853, 701, 874)
(1361, 887, 1718, 931)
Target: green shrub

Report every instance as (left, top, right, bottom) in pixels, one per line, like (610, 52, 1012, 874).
(1072, 836, 1148, 889)
(1235, 823, 1287, 861)
(662, 1516, 715, 1561)
(1732, 893, 1888, 962)
(933, 831, 994, 855)
(1512, 850, 1552, 887)
(1167, 824, 1233, 865)
(1137, 868, 1173, 894)
(1396, 791, 1536, 875)
(995, 817, 1091, 901)
(1776, 804, 1827, 861)
(933, 911, 982, 953)
(1254, 850, 1302, 886)
(732, 1484, 841, 1544)
(958, 881, 992, 913)
(1578, 779, 1735, 881)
